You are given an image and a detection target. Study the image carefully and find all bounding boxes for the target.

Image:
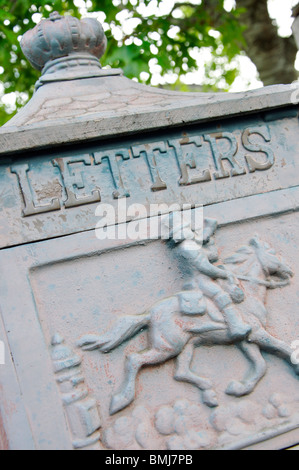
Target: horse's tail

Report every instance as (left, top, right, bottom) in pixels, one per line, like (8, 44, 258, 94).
(77, 312, 151, 353)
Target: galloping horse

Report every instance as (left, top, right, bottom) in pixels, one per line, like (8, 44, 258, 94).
(77, 236, 297, 415)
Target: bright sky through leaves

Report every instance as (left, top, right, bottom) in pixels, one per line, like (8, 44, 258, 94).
(0, 0, 298, 120)
(60, 0, 299, 91)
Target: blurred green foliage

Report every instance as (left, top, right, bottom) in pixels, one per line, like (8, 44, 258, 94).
(0, 0, 247, 125)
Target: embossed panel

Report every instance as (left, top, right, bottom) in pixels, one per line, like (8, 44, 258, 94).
(1, 204, 299, 450)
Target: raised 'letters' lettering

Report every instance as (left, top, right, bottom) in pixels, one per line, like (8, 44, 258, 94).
(53, 155, 101, 208)
(9, 126, 278, 217)
(94, 148, 130, 199)
(168, 136, 211, 185)
(242, 126, 275, 172)
(11, 163, 61, 217)
(132, 142, 167, 191)
(204, 132, 246, 179)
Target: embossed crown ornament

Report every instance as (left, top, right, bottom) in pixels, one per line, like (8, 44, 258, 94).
(21, 11, 107, 71)
(20, 12, 118, 89)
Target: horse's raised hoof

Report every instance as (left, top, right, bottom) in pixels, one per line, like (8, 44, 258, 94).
(225, 380, 248, 397)
(202, 389, 218, 408)
(109, 393, 133, 415)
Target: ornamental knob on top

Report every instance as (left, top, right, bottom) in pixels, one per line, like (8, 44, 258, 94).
(20, 11, 107, 71)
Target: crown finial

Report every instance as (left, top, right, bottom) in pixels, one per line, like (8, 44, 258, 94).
(49, 11, 63, 21)
(21, 12, 107, 72)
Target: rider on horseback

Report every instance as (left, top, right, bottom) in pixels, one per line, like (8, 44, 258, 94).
(168, 215, 251, 341)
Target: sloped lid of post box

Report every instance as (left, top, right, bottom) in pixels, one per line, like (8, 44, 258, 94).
(0, 11, 297, 156)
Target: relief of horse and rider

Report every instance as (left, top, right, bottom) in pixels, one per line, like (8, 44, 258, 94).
(78, 217, 298, 416)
